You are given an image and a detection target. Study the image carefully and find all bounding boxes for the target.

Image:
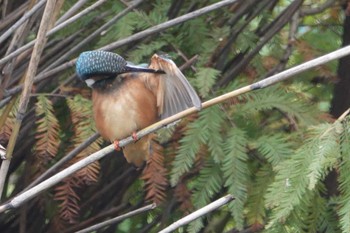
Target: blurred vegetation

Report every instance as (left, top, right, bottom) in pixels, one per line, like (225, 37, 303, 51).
(0, 0, 349, 232)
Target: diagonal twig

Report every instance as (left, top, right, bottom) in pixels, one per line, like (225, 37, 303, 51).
(0, 0, 109, 66)
(159, 194, 234, 233)
(101, 0, 238, 51)
(75, 203, 157, 233)
(0, 0, 47, 45)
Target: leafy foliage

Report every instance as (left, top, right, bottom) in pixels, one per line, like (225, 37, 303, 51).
(141, 136, 168, 204)
(35, 95, 60, 162)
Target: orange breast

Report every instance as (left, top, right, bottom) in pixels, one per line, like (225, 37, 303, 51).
(92, 78, 159, 142)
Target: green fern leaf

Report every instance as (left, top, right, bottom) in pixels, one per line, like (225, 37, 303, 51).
(254, 133, 294, 167)
(187, 158, 223, 233)
(265, 122, 342, 229)
(194, 67, 221, 98)
(337, 117, 350, 233)
(127, 40, 167, 64)
(246, 164, 274, 226)
(35, 95, 61, 160)
(170, 106, 225, 186)
(222, 127, 249, 229)
(237, 85, 318, 125)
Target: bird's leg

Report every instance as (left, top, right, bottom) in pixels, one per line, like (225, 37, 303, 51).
(113, 140, 121, 151)
(132, 132, 138, 142)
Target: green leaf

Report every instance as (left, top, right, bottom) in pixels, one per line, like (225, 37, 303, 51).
(222, 128, 249, 229)
(337, 118, 350, 233)
(194, 67, 221, 98)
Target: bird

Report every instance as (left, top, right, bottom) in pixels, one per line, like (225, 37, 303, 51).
(76, 51, 201, 167)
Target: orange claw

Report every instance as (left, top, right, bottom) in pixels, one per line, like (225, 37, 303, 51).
(113, 140, 121, 151)
(132, 132, 138, 141)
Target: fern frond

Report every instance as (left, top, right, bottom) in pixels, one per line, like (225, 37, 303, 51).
(306, 123, 341, 190)
(187, 158, 223, 233)
(265, 122, 342, 228)
(35, 95, 61, 161)
(127, 41, 167, 64)
(141, 137, 168, 204)
(254, 133, 294, 167)
(222, 127, 249, 229)
(246, 164, 274, 226)
(0, 98, 18, 143)
(237, 85, 318, 125)
(174, 182, 193, 214)
(67, 95, 102, 185)
(194, 67, 221, 98)
(170, 106, 225, 186)
(337, 117, 350, 233)
(54, 177, 81, 224)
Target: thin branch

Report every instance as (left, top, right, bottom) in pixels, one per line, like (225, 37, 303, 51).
(1, 43, 350, 212)
(0, 1, 28, 32)
(0, 144, 6, 159)
(3, 59, 76, 99)
(0, 0, 56, 200)
(0, 0, 108, 66)
(1, 0, 237, 102)
(24, 133, 100, 190)
(300, 0, 335, 16)
(55, 0, 89, 24)
(75, 203, 157, 233)
(44, 0, 143, 71)
(261, 9, 300, 79)
(217, 0, 303, 86)
(159, 194, 234, 233)
(101, 0, 238, 51)
(0, 0, 46, 45)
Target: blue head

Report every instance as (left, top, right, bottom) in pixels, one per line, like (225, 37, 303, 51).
(76, 51, 164, 88)
(76, 51, 127, 80)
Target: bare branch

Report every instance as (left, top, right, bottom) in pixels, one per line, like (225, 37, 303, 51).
(55, 0, 89, 24)
(0, 0, 46, 45)
(101, 0, 238, 51)
(44, 0, 143, 71)
(75, 203, 157, 233)
(24, 133, 100, 190)
(300, 0, 335, 16)
(159, 194, 234, 233)
(0, 0, 108, 66)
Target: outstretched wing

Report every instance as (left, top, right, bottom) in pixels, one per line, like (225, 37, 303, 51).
(146, 54, 202, 119)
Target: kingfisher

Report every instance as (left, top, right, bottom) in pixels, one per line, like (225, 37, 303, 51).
(76, 51, 201, 166)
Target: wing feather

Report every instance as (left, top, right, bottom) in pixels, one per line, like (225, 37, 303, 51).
(147, 54, 202, 119)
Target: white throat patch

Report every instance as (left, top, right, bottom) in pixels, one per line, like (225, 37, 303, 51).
(85, 78, 95, 87)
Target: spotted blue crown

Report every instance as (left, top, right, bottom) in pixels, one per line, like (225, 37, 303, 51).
(76, 51, 127, 80)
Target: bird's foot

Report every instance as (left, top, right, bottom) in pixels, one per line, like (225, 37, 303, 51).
(132, 132, 138, 142)
(113, 140, 121, 151)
